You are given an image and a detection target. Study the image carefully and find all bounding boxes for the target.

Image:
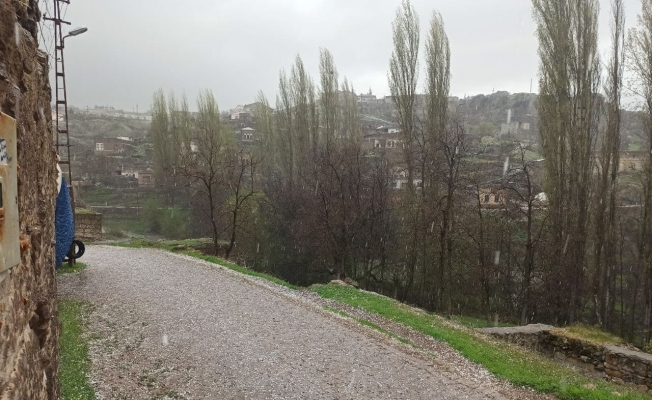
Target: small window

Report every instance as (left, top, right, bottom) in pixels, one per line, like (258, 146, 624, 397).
(484, 195, 490, 203)
(96, 143, 104, 151)
(495, 195, 501, 202)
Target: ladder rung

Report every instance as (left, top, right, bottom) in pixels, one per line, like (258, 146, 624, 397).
(56, 100, 66, 105)
(58, 129, 68, 133)
(59, 160, 70, 165)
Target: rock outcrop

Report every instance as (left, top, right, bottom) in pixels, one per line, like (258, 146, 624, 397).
(0, 1, 59, 399)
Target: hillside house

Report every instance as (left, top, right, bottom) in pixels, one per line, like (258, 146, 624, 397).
(362, 131, 404, 153)
(239, 127, 256, 142)
(619, 151, 647, 173)
(478, 186, 508, 209)
(243, 102, 273, 116)
(94, 137, 134, 155)
(358, 93, 377, 103)
(230, 105, 254, 121)
(138, 171, 155, 188)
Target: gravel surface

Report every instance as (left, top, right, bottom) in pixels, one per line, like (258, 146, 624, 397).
(58, 246, 552, 400)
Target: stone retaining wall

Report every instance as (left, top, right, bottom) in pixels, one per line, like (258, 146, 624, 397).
(481, 324, 652, 393)
(75, 213, 102, 241)
(89, 205, 140, 218)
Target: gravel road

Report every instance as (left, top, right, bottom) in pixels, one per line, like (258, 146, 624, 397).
(58, 246, 550, 400)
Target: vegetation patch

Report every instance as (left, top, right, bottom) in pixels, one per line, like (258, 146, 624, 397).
(553, 324, 625, 347)
(323, 306, 415, 347)
(75, 208, 99, 215)
(59, 299, 96, 400)
(102, 218, 150, 237)
(450, 314, 515, 329)
(312, 285, 651, 400)
(57, 262, 88, 275)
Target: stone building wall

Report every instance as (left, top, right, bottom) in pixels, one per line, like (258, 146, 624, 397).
(0, 1, 59, 399)
(75, 212, 102, 241)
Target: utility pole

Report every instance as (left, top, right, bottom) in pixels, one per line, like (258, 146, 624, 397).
(45, 0, 73, 193)
(45, 0, 87, 265)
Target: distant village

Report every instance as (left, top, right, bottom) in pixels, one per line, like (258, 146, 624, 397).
(62, 90, 649, 214)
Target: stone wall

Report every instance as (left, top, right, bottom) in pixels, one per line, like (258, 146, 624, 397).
(90, 205, 140, 218)
(0, 1, 59, 399)
(75, 212, 102, 241)
(482, 325, 652, 393)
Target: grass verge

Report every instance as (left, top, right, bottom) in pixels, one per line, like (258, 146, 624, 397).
(554, 324, 625, 347)
(450, 314, 515, 329)
(323, 306, 416, 347)
(108, 239, 651, 400)
(59, 299, 96, 400)
(57, 262, 87, 275)
(312, 285, 649, 400)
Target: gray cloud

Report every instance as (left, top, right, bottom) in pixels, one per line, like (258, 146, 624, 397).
(45, 0, 640, 112)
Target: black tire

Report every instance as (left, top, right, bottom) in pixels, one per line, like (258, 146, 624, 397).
(67, 239, 85, 260)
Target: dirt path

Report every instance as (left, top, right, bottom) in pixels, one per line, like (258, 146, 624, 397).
(58, 246, 549, 399)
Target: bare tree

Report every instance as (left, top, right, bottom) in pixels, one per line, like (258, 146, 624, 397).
(424, 11, 450, 151)
(388, 0, 421, 302)
(277, 70, 296, 185)
(533, 0, 601, 323)
(389, 0, 420, 194)
(628, 0, 652, 344)
(151, 90, 171, 185)
(319, 48, 339, 146)
(340, 78, 361, 141)
(223, 149, 261, 259)
(502, 141, 548, 324)
(175, 90, 229, 255)
(594, 0, 625, 329)
(291, 55, 312, 172)
(424, 10, 451, 310)
(437, 120, 466, 312)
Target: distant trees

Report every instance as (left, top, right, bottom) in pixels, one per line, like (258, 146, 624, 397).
(144, 0, 652, 347)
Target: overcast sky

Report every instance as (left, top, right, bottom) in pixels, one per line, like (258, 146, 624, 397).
(42, 0, 642, 112)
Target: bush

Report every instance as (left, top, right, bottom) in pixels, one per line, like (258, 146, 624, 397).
(142, 199, 190, 239)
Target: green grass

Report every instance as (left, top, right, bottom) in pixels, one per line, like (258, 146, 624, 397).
(59, 299, 96, 400)
(57, 262, 87, 275)
(323, 306, 416, 347)
(75, 208, 99, 215)
(311, 285, 650, 400)
(450, 314, 515, 329)
(555, 324, 625, 347)
(102, 218, 150, 237)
